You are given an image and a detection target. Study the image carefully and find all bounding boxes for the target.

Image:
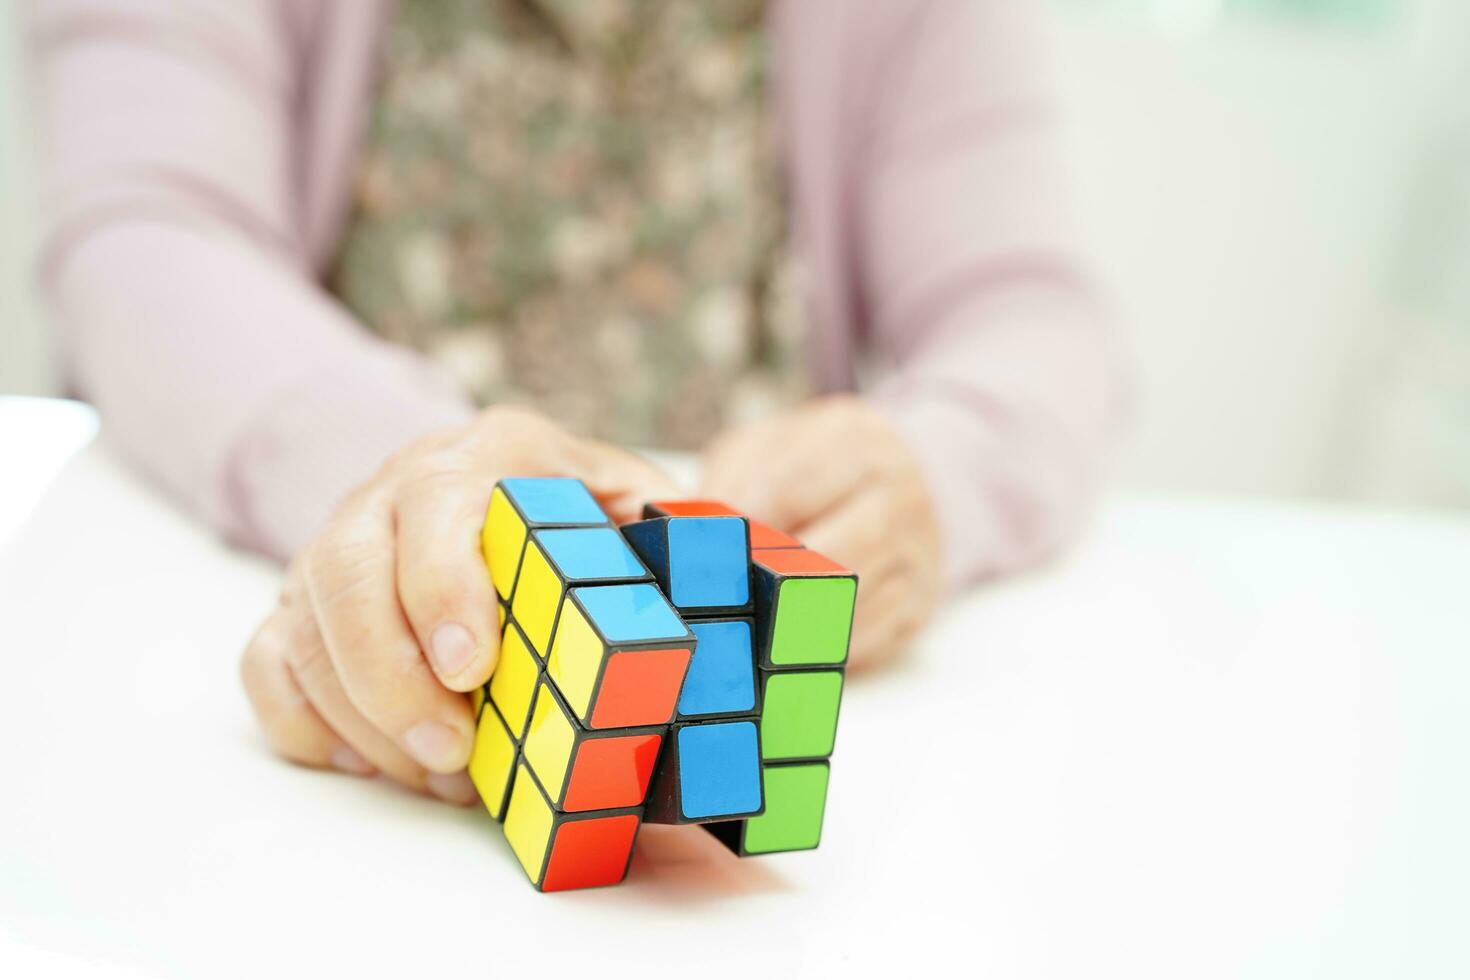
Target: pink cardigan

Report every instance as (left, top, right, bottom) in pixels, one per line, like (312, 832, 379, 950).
(29, 0, 1120, 588)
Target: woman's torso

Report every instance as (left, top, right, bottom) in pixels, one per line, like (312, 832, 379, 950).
(332, 0, 810, 448)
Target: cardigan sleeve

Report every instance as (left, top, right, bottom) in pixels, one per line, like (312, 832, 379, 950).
(29, 0, 474, 559)
(858, 0, 1124, 588)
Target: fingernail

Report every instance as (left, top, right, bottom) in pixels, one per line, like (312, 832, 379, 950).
(405, 720, 469, 772)
(426, 770, 479, 806)
(330, 745, 376, 776)
(430, 622, 477, 677)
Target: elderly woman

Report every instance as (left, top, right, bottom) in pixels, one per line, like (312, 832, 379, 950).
(30, 0, 1118, 803)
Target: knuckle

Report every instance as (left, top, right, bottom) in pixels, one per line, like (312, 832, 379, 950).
(282, 621, 331, 679)
(239, 614, 288, 695)
(278, 559, 310, 608)
(299, 542, 332, 601)
(238, 637, 270, 701)
(243, 673, 322, 763)
(303, 536, 382, 614)
(379, 444, 420, 477)
(265, 720, 321, 764)
(399, 463, 474, 504)
(334, 480, 383, 518)
(237, 622, 338, 766)
(380, 429, 461, 479)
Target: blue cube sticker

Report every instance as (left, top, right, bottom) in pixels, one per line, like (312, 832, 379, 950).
(677, 721, 762, 819)
(500, 478, 607, 524)
(678, 620, 755, 717)
(667, 516, 749, 609)
(537, 527, 647, 582)
(574, 583, 688, 643)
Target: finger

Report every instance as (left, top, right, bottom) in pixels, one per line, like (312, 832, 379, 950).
(704, 415, 869, 533)
(285, 602, 478, 805)
(699, 422, 784, 514)
(798, 484, 940, 610)
(797, 490, 929, 669)
(394, 471, 502, 692)
(571, 440, 682, 522)
(791, 486, 892, 572)
(756, 445, 870, 533)
(240, 610, 375, 776)
(846, 572, 920, 671)
(461, 406, 679, 519)
(303, 493, 478, 776)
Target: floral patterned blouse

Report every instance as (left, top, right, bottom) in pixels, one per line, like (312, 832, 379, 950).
(333, 0, 809, 449)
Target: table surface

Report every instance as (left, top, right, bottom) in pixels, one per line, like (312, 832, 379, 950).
(2, 421, 1468, 978)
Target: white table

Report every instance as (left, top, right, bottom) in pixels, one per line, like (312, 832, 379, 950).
(2, 415, 1468, 978)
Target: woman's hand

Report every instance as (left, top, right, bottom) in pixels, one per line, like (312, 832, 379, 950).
(700, 396, 941, 670)
(239, 407, 677, 802)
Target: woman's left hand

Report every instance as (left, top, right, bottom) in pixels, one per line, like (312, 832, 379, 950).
(699, 396, 941, 670)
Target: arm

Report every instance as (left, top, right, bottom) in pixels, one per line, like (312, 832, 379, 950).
(861, 0, 1123, 588)
(29, 0, 474, 560)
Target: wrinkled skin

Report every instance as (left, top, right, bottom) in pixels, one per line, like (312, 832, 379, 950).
(240, 397, 941, 802)
(239, 407, 678, 802)
(700, 396, 941, 673)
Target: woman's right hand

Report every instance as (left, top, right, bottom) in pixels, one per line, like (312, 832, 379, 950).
(238, 407, 677, 803)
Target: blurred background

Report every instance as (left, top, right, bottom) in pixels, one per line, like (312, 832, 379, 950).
(3, 0, 1469, 509)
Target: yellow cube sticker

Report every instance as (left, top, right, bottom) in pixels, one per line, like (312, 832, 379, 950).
(503, 762, 553, 885)
(546, 600, 604, 720)
(467, 706, 517, 821)
(489, 623, 539, 738)
(482, 487, 528, 602)
(511, 538, 564, 658)
(522, 681, 577, 800)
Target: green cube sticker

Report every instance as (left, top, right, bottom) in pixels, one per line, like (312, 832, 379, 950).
(742, 762, 830, 854)
(760, 670, 843, 760)
(769, 577, 855, 666)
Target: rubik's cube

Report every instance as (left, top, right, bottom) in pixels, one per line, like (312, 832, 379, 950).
(470, 478, 856, 892)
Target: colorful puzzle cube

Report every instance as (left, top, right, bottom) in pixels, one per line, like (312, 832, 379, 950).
(482, 478, 609, 601)
(547, 583, 694, 729)
(705, 761, 831, 856)
(502, 759, 643, 892)
(644, 499, 801, 550)
(752, 548, 857, 668)
(512, 526, 651, 657)
(475, 481, 855, 891)
(643, 719, 765, 824)
(758, 668, 844, 762)
(677, 618, 758, 720)
(522, 676, 664, 811)
(486, 620, 540, 739)
(467, 700, 518, 821)
(622, 514, 752, 614)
